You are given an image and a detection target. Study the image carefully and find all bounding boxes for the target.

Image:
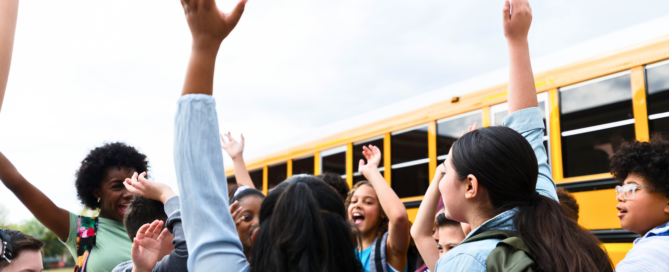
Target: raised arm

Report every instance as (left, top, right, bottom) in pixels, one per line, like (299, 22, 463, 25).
(410, 164, 445, 272)
(221, 133, 255, 189)
(181, 0, 246, 96)
(502, 0, 557, 201)
(0, 152, 70, 241)
(0, 0, 19, 113)
(359, 145, 410, 270)
(175, 0, 249, 270)
(503, 0, 537, 114)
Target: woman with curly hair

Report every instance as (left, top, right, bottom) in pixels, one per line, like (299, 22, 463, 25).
(610, 136, 669, 271)
(0, 142, 149, 272)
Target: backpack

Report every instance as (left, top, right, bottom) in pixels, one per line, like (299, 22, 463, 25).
(371, 231, 422, 272)
(73, 216, 99, 272)
(459, 230, 539, 272)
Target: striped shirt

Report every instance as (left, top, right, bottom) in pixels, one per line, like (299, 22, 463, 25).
(616, 221, 669, 272)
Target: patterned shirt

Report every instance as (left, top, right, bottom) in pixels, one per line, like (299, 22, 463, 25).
(616, 221, 669, 272)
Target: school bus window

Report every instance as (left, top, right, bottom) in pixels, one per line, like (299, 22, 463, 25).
(227, 175, 237, 186)
(248, 168, 263, 189)
(391, 125, 429, 198)
(559, 71, 636, 178)
(321, 146, 347, 177)
(353, 136, 384, 184)
(645, 59, 669, 136)
(491, 96, 550, 164)
(268, 162, 287, 189)
(292, 155, 314, 175)
(436, 110, 482, 160)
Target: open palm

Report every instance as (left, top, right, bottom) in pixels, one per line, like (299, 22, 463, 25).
(358, 145, 382, 176)
(132, 220, 169, 272)
(221, 132, 245, 160)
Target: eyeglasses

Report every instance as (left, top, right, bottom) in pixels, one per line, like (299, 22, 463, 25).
(615, 184, 654, 200)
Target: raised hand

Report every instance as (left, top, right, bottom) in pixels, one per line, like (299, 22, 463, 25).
(124, 172, 176, 204)
(503, 0, 532, 43)
(229, 200, 244, 229)
(181, 0, 248, 50)
(131, 220, 169, 272)
(221, 132, 245, 160)
(461, 122, 478, 136)
(358, 145, 382, 176)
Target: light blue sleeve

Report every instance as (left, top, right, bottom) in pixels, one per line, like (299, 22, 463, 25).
(173, 94, 249, 272)
(502, 107, 558, 201)
(435, 253, 487, 272)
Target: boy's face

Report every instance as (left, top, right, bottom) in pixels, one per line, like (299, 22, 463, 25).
(437, 225, 466, 257)
(616, 173, 669, 235)
(158, 233, 175, 259)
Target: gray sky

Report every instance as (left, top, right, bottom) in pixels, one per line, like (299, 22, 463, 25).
(1, 0, 669, 224)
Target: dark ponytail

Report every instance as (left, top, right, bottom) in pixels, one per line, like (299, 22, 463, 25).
(452, 127, 612, 272)
(250, 175, 361, 272)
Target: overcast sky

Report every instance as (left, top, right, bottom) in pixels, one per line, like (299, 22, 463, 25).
(1, 0, 669, 224)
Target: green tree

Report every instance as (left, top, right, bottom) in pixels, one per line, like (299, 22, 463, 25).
(16, 218, 66, 257)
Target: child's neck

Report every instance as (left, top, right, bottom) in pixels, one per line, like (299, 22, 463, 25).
(360, 228, 379, 250)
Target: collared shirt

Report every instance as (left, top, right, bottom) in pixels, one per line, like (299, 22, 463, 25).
(616, 221, 669, 272)
(435, 107, 558, 272)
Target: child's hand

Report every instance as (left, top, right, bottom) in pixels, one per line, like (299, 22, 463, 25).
(461, 122, 478, 136)
(181, 0, 248, 51)
(125, 172, 176, 204)
(229, 200, 244, 229)
(131, 220, 169, 272)
(358, 145, 382, 176)
(502, 0, 532, 43)
(221, 132, 245, 160)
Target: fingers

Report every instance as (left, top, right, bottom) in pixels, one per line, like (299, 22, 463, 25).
(225, 0, 247, 28)
(138, 172, 148, 182)
(503, 0, 511, 20)
(472, 122, 478, 131)
(231, 205, 243, 221)
(371, 145, 381, 156)
(235, 215, 244, 226)
(145, 220, 164, 239)
(156, 228, 169, 243)
(136, 223, 151, 240)
(131, 238, 140, 256)
(240, 134, 245, 145)
(229, 200, 239, 213)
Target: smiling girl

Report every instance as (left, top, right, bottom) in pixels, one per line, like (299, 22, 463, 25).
(0, 142, 148, 271)
(346, 145, 410, 272)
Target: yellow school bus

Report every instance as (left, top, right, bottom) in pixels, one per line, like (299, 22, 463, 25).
(226, 16, 669, 265)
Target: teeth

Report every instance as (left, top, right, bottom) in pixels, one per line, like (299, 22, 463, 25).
(353, 212, 361, 217)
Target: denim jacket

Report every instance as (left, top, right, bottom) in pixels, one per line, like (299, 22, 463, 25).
(435, 107, 558, 272)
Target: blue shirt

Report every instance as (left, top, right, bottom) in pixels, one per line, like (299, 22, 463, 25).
(357, 245, 407, 272)
(435, 107, 558, 272)
(616, 221, 669, 272)
(174, 95, 249, 272)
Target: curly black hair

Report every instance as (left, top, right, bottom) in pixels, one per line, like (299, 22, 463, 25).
(75, 142, 149, 209)
(610, 135, 669, 198)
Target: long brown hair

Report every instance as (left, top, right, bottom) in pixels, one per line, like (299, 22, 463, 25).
(452, 127, 613, 272)
(345, 181, 388, 240)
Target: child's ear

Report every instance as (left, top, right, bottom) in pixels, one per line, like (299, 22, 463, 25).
(664, 200, 669, 214)
(464, 174, 479, 200)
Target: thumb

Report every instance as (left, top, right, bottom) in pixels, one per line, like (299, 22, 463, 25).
(359, 159, 365, 168)
(503, 0, 511, 22)
(226, 0, 247, 26)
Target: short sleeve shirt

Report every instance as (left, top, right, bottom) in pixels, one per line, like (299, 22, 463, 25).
(60, 212, 132, 272)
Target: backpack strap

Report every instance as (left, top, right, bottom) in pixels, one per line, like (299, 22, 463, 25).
(461, 230, 538, 272)
(73, 216, 98, 272)
(370, 232, 389, 272)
